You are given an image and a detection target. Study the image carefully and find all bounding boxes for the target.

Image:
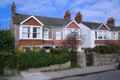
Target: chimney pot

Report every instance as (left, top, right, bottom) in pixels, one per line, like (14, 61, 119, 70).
(11, 1, 16, 16)
(107, 17, 115, 25)
(75, 11, 82, 23)
(64, 10, 71, 20)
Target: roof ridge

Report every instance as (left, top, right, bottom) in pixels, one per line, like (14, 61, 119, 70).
(82, 21, 102, 24)
(15, 13, 71, 21)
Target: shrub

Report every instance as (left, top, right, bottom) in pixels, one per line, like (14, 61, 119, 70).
(84, 48, 93, 53)
(92, 45, 109, 54)
(0, 55, 4, 74)
(0, 30, 14, 52)
(0, 52, 16, 75)
(106, 42, 120, 54)
(17, 49, 70, 70)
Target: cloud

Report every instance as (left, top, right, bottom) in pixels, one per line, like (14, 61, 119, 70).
(1, 0, 120, 27)
(70, 0, 120, 26)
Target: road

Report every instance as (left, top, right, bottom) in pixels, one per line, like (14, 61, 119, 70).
(57, 70, 120, 80)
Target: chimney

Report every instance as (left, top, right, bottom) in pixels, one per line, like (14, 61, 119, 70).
(64, 10, 71, 20)
(75, 12, 82, 23)
(11, 1, 16, 16)
(107, 17, 115, 25)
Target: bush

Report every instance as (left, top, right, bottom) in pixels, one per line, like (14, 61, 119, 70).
(0, 52, 16, 75)
(17, 48, 70, 70)
(93, 45, 109, 54)
(84, 48, 93, 53)
(0, 30, 14, 52)
(106, 42, 120, 54)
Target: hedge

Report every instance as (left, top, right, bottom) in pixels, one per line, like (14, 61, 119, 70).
(0, 53, 17, 74)
(17, 48, 70, 70)
(0, 48, 70, 72)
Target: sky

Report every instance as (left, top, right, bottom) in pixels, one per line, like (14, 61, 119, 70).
(0, 0, 120, 29)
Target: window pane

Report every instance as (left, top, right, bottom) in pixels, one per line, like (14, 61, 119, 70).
(118, 33, 120, 39)
(33, 33, 37, 38)
(37, 28, 40, 32)
(37, 33, 41, 38)
(33, 27, 37, 32)
(22, 27, 30, 38)
(22, 33, 28, 38)
(43, 30, 48, 39)
(95, 31, 97, 39)
(23, 27, 27, 32)
(67, 29, 72, 34)
(56, 31, 61, 39)
(98, 31, 102, 39)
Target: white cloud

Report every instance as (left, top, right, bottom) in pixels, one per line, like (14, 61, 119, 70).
(1, 0, 120, 27)
(70, 0, 120, 26)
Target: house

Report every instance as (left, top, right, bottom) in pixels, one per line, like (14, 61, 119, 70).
(79, 18, 120, 49)
(10, 2, 120, 52)
(10, 2, 81, 52)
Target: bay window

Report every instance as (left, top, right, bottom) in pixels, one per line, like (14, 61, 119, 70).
(96, 30, 109, 40)
(66, 28, 80, 37)
(20, 25, 42, 39)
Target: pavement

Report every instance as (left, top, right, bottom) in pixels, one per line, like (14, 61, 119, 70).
(6, 64, 118, 80)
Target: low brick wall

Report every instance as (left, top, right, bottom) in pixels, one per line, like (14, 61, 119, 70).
(93, 52, 119, 66)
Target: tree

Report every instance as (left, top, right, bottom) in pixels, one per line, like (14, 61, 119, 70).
(0, 29, 14, 52)
(63, 32, 79, 67)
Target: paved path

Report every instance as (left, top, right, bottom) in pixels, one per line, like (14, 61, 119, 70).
(6, 64, 118, 80)
(21, 72, 49, 80)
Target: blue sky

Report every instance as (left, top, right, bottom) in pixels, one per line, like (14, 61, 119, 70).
(0, 0, 120, 29)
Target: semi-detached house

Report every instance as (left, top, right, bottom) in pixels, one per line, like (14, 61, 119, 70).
(10, 2, 120, 52)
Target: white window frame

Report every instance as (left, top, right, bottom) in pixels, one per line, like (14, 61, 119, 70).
(19, 25, 42, 39)
(118, 32, 120, 40)
(55, 30, 61, 40)
(43, 30, 49, 40)
(65, 28, 80, 38)
(96, 30, 109, 40)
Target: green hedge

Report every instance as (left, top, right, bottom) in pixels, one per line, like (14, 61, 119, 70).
(17, 48, 70, 70)
(0, 48, 70, 71)
(0, 30, 14, 52)
(93, 45, 109, 54)
(0, 53, 16, 74)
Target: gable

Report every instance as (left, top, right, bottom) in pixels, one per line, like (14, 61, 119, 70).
(22, 18, 41, 26)
(98, 24, 110, 30)
(66, 22, 80, 28)
(20, 16, 44, 26)
(99, 25, 108, 30)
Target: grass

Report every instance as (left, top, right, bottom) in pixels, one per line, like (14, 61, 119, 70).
(41, 67, 72, 72)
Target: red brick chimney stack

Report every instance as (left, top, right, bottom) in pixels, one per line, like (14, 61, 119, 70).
(11, 1, 16, 16)
(107, 17, 115, 25)
(75, 11, 82, 23)
(64, 10, 71, 20)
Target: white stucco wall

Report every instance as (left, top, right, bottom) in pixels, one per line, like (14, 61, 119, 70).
(79, 23, 92, 49)
(90, 30, 96, 48)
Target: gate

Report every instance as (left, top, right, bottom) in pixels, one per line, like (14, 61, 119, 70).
(86, 52, 93, 66)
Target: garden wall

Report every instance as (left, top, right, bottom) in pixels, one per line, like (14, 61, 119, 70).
(92, 52, 119, 66)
